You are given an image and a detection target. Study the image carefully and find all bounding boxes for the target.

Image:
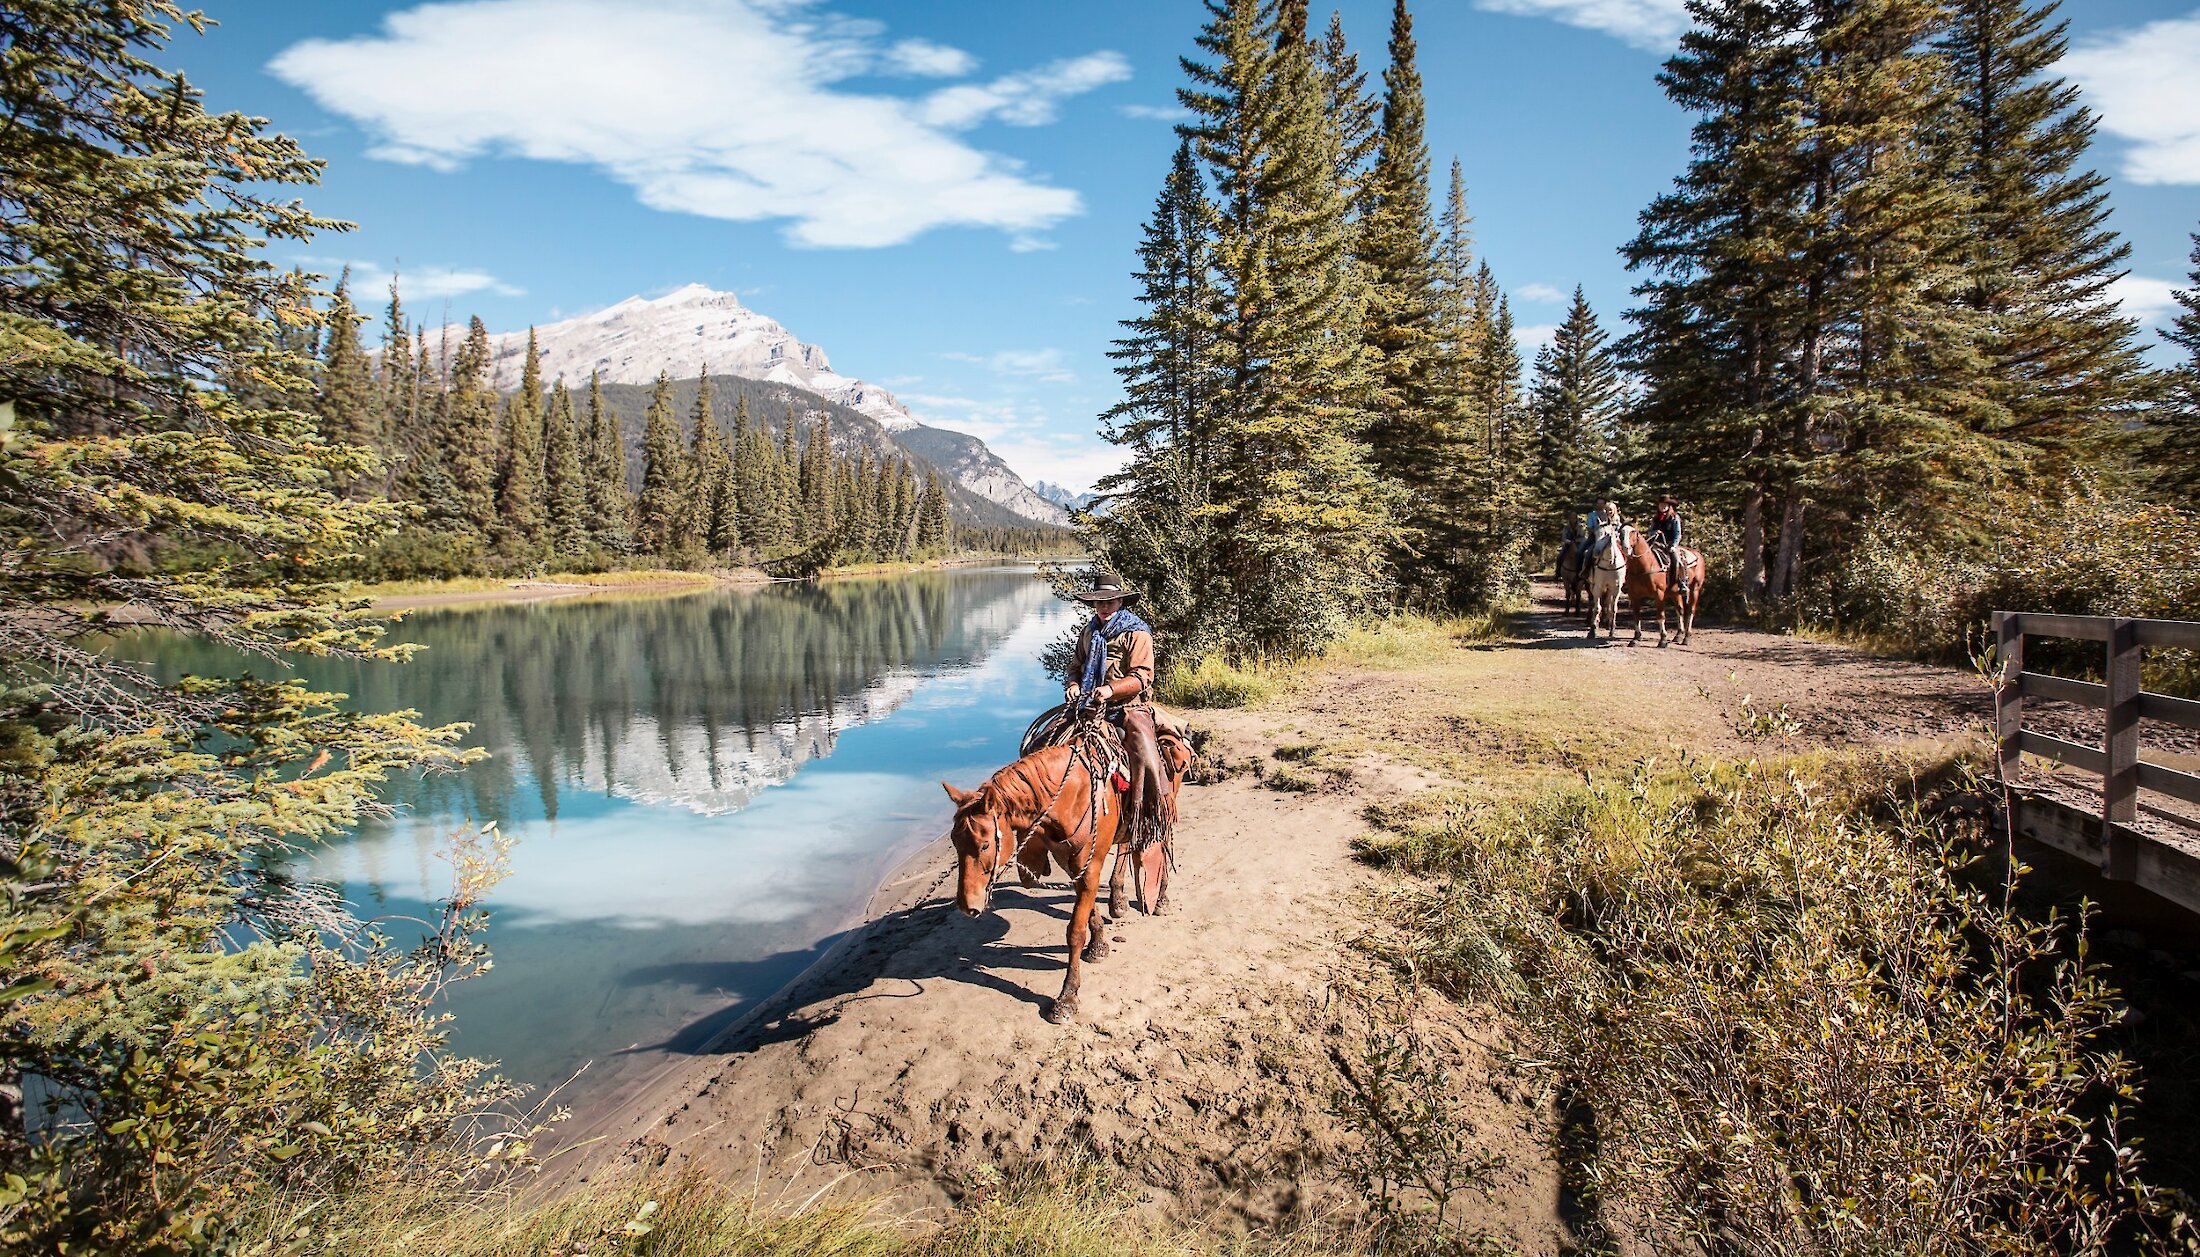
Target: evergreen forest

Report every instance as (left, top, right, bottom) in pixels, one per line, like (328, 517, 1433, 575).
(1094, 0, 2200, 665)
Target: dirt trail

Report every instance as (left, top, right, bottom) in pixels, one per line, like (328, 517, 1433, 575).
(553, 584, 2051, 1244)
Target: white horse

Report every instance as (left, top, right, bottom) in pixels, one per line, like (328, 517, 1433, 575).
(1584, 521, 1625, 643)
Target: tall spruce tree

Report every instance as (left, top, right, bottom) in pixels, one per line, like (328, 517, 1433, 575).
(443, 317, 502, 540)
(686, 369, 736, 555)
(542, 378, 588, 558)
(314, 272, 382, 495)
(2158, 230, 2200, 499)
(1096, 139, 1223, 634)
(376, 281, 421, 497)
(635, 372, 689, 555)
(1315, 11, 1380, 219)
(917, 468, 952, 553)
(495, 328, 547, 548)
(1180, 0, 1393, 654)
(799, 413, 837, 536)
(1357, 0, 1457, 603)
(1529, 288, 1624, 522)
(735, 398, 792, 551)
(582, 370, 633, 551)
(1938, 0, 2151, 465)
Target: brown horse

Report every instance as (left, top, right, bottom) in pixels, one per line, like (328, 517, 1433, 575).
(1619, 524, 1704, 647)
(943, 725, 1188, 1024)
(1556, 539, 1588, 616)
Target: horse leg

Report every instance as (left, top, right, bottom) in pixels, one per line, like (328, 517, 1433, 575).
(1106, 849, 1128, 921)
(1048, 853, 1105, 1024)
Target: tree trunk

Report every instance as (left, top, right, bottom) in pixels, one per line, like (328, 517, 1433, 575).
(1740, 482, 1767, 606)
(1772, 493, 1806, 600)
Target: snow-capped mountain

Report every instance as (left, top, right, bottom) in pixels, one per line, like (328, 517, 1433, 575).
(1033, 481, 1098, 512)
(472, 285, 1067, 526)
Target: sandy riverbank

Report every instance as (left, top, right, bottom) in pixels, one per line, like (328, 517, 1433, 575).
(537, 582, 2071, 1246)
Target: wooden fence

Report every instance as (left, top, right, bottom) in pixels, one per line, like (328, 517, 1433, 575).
(1992, 612, 2200, 898)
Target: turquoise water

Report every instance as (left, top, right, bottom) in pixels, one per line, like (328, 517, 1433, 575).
(130, 568, 1071, 1101)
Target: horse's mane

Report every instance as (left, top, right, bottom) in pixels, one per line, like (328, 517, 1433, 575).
(969, 743, 1075, 821)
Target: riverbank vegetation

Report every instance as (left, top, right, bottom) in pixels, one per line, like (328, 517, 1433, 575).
(1352, 752, 2187, 1252)
(1092, 0, 2200, 675)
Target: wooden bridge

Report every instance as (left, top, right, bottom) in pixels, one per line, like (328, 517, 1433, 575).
(1993, 611, 2200, 912)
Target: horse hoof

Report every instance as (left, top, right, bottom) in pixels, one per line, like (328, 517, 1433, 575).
(1082, 941, 1107, 963)
(1044, 999, 1076, 1025)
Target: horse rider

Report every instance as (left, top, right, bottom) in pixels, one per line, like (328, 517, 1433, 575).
(1558, 513, 1584, 571)
(1585, 498, 1619, 559)
(1650, 495, 1683, 573)
(1064, 576, 1169, 841)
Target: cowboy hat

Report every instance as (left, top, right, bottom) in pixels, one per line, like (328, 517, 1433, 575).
(1071, 576, 1140, 606)
(1658, 495, 1679, 507)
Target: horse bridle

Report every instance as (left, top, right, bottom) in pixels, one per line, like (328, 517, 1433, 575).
(966, 720, 1110, 914)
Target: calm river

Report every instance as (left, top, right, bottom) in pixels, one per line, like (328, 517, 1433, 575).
(130, 567, 1070, 1104)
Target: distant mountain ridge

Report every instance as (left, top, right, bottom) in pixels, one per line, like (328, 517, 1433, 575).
(1033, 481, 1098, 511)
(467, 285, 1067, 526)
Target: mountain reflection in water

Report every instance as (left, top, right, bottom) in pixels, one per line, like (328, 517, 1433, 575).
(127, 567, 1069, 1101)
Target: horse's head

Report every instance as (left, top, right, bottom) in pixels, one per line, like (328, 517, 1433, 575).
(943, 780, 1010, 918)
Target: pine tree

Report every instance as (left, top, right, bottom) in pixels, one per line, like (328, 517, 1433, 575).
(1180, 0, 1394, 653)
(799, 412, 837, 536)
(635, 372, 690, 555)
(315, 272, 383, 495)
(1529, 288, 1625, 523)
(778, 407, 805, 536)
(1938, 0, 2151, 464)
(734, 398, 792, 551)
(582, 370, 633, 551)
(0, 8, 476, 1241)
(1357, 0, 1457, 603)
(686, 369, 736, 556)
(2157, 230, 2200, 499)
(495, 328, 547, 548)
(542, 378, 588, 559)
(917, 469, 952, 553)
(1096, 139, 1224, 632)
(375, 281, 419, 496)
(1316, 11, 1380, 218)
(443, 317, 502, 539)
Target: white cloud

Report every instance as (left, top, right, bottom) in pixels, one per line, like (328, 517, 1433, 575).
(1517, 283, 1569, 304)
(2110, 274, 2187, 328)
(918, 53, 1131, 128)
(2066, 15, 2200, 185)
(901, 391, 1123, 493)
(1118, 102, 1192, 122)
(941, 348, 1078, 384)
(884, 38, 976, 77)
(269, 0, 1126, 248)
(1515, 323, 1560, 354)
(1471, 0, 1690, 52)
(304, 257, 522, 301)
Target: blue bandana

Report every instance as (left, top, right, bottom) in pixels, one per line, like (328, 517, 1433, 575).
(1078, 608, 1152, 698)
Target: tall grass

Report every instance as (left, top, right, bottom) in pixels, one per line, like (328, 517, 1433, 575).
(237, 1163, 1338, 1257)
(1354, 752, 2188, 1253)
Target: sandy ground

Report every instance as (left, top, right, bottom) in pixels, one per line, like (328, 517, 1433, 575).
(548, 583, 2190, 1246)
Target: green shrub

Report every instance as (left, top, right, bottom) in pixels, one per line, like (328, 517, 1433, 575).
(1157, 656, 1275, 709)
(1360, 753, 2185, 1251)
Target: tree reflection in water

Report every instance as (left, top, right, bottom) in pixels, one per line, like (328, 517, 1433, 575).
(122, 568, 1066, 1100)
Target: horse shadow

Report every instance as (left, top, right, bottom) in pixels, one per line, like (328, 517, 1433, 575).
(616, 882, 1086, 1061)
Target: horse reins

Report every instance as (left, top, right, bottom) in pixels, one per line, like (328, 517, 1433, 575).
(973, 716, 1114, 907)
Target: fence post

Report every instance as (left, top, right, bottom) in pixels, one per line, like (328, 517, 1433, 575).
(2103, 617, 2140, 881)
(1993, 611, 2024, 785)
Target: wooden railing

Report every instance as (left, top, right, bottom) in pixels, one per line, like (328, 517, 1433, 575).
(1992, 611, 2200, 880)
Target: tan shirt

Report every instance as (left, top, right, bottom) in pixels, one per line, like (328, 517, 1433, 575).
(1073, 619, 1155, 711)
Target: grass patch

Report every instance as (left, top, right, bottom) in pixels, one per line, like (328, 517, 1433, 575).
(1157, 656, 1277, 709)
(239, 1162, 1339, 1256)
(1353, 752, 2185, 1250)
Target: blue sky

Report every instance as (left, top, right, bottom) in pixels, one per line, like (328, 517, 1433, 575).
(174, 0, 2200, 492)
